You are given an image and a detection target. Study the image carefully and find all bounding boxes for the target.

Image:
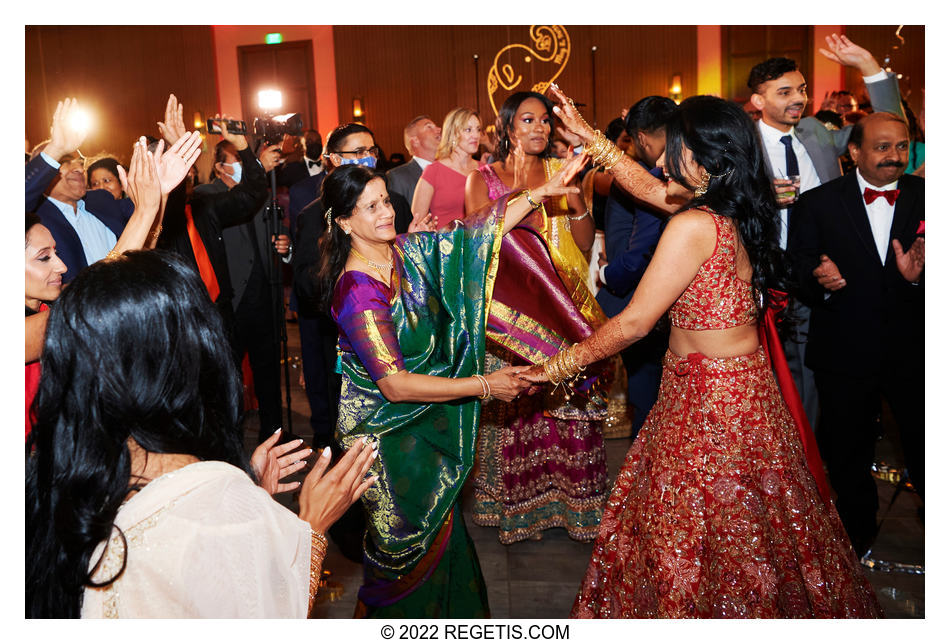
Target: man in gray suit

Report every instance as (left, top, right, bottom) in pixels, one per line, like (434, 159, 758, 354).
(747, 32, 905, 431)
(385, 115, 441, 207)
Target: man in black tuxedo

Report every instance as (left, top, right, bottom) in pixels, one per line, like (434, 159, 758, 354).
(288, 130, 327, 231)
(787, 111, 924, 557)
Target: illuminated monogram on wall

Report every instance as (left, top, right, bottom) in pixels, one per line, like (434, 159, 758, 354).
(487, 25, 571, 116)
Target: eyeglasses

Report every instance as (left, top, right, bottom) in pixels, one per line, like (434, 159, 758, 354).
(335, 145, 380, 158)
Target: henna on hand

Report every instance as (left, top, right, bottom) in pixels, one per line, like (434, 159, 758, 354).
(573, 316, 631, 368)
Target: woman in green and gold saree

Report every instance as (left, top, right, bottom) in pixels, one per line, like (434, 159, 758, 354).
(314, 157, 589, 618)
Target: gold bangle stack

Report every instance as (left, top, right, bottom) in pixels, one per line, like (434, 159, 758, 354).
(104, 249, 123, 261)
(473, 374, 492, 400)
(309, 530, 328, 602)
(149, 224, 163, 242)
(541, 343, 587, 386)
(584, 130, 625, 171)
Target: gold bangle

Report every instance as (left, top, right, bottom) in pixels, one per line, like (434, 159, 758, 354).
(309, 530, 328, 600)
(525, 190, 543, 210)
(507, 189, 530, 208)
(601, 144, 625, 171)
(105, 249, 122, 261)
(474, 374, 491, 400)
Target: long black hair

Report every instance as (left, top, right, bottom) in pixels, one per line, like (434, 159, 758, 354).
(494, 91, 555, 161)
(314, 164, 383, 314)
(663, 95, 790, 322)
(25, 251, 251, 618)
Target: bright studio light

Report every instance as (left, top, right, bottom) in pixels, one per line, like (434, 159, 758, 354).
(69, 107, 92, 134)
(258, 90, 282, 111)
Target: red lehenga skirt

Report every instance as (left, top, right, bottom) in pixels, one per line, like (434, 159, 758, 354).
(572, 348, 882, 618)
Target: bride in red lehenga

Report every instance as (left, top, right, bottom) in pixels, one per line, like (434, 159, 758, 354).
(522, 87, 882, 618)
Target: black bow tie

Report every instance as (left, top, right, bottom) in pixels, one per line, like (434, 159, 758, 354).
(307, 159, 320, 169)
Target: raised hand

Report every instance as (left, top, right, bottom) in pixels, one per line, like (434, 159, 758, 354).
(818, 33, 880, 76)
(118, 136, 162, 217)
(893, 237, 924, 283)
(298, 436, 378, 534)
(408, 213, 437, 233)
(45, 98, 88, 161)
(537, 151, 588, 199)
(511, 138, 529, 190)
(812, 254, 847, 291)
(155, 131, 203, 194)
(211, 112, 249, 151)
(547, 84, 596, 144)
(157, 93, 187, 146)
(251, 430, 312, 496)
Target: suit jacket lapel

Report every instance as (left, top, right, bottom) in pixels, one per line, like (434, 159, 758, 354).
(839, 172, 882, 265)
(885, 175, 920, 269)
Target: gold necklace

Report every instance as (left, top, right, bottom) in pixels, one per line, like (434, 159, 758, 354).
(350, 246, 393, 278)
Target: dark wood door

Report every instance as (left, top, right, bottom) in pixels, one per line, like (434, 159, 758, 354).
(237, 39, 317, 134)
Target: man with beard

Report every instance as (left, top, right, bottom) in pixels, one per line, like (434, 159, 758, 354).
(747, 33, 905, 432)
(787, 112, 923, 557)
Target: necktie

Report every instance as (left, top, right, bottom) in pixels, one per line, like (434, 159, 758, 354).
(184, 204, 220, 302)
(779, 134, 799, 177)
(307, 159, 320, 169)
(863, 187, 900, 206)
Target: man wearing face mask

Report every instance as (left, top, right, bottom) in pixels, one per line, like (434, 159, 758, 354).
(292, 124, 412, 462)
(196, 131, 293, 444)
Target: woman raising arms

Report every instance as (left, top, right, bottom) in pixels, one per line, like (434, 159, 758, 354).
(527, 88, 882, 618)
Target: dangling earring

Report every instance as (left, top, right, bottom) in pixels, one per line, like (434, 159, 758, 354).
(694, 170, 711, 197)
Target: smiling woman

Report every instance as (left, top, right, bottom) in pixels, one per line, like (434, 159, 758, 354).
(313, 159, 588, 617)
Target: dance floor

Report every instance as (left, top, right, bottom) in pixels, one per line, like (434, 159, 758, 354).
(243, 320, 924, 619)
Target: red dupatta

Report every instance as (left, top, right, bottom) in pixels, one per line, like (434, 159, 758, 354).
(758, 289, 833, 506)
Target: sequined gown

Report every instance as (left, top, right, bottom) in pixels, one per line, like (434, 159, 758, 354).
(572, 211, 882, 618)
(473, 161, 608, 544)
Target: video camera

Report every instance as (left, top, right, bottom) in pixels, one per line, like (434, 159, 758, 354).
(254, 113, 304, 146)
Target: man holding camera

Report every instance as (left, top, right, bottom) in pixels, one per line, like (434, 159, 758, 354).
(194, 113, 293, 444)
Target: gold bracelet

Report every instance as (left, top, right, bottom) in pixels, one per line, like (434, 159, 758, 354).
(525, 190, 542, 210)
(507, 189, 530, 208)
(543, 356, 560, 385)
(473, 374, 491, 400)
(309, 530, 328, 601)
(105, 249, 122, 261)
(601, 144, 625, 171)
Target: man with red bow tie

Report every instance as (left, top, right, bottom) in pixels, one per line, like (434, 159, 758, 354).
(788, 111, 924, 558)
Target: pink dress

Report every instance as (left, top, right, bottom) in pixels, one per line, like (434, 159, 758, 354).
(419, 161, 468, 229)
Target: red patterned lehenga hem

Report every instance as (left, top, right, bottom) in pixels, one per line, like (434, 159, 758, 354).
(572, 347, 882, 618)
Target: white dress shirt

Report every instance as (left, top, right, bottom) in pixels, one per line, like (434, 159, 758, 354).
(413, 156, 433, 171)
(46, 195, 118, 265)
(304, 155, 322, 176)
(855, 169, 898, 264)
(757, 120, 821, 249)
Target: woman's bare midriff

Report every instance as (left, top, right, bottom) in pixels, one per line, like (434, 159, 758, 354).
(668, 323, 760, 359)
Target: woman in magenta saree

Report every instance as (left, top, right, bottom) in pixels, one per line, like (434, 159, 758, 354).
(315, 159, 601, 617)
(464, 91, 610, 545)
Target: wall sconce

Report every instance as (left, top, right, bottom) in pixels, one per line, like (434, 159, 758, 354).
(669, 74, 683, 105)
(352, 97, 364, 123)
(193, 111, 204, 130)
